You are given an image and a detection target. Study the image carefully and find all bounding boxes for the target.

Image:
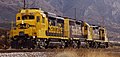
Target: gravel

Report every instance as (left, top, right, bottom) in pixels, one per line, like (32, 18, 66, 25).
(0, 52, 54, 57)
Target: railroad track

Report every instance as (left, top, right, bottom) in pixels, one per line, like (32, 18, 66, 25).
(0, 48, 119, 53)
(0, 49, 65, 53)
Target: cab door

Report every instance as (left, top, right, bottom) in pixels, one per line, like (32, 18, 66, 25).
(36, 13, 48, 37)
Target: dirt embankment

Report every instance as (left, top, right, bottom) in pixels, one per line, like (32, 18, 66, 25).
(0, 48, 119, 57)
(55, 48, 120, 57)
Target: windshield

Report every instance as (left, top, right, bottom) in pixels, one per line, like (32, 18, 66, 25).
(22, 15, 34, 20)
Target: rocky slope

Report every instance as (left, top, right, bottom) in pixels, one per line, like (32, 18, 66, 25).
(0, 0, 62, 29)
(47, 0, 120, 38)
(0, 0, 119, 38)
(0, 0, 62, 22)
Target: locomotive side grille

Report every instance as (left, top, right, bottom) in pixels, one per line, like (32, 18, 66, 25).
(17, 23, 29, 29)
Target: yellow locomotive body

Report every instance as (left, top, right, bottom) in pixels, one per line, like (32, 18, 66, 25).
(9, 8, 109, 49)
(10, 9, 42, 38)
(10, 8, 69, 48)
(81, 22, 109, 48)
(82, 22, 93, 40)
(64, 18, 84, 48)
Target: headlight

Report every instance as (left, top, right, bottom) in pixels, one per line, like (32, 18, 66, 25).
(33, 36, 36, 39)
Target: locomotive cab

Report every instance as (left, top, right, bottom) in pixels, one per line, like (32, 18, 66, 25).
(10, 8, 49, 48)
(11, 8, 49, 38)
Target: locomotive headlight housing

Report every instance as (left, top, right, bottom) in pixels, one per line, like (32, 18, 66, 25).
(33, 36, 36, 39)
(22, 20, 24, 24)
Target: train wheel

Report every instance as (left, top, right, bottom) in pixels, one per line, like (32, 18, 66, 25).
(86, 42, 90, 48)
(60, 40, 66, 48)
(26, 39, 35, 49)
(72, 41, 80, 48)
(11, 40, 19, 49)
(86, 41, 93, 48)
(38, 39, 48, 49)
(106, 42, 109, 48)
(94, 42, 99, 48)
(104, 42, 109, 48)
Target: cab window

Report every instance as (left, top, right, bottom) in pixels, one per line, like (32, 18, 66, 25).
(29, 15, 34, 19)
(17, 17, 20, 20)
(22, 15, 27, 20)
(36, 16, 40, 22)
(85, 26, 88, 30)
(42, 17, 45, 23)
(22, 15, 34, 20)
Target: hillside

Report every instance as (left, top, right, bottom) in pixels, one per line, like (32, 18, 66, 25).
(0, 0, 62, 22)
(47, 0, 120, 38)
(0, 0, 63, 31)
(0, 0, 119, 38)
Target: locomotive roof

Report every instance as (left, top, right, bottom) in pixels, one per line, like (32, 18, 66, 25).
(44, 11, 64, 20)
(19, 8, 88, 24)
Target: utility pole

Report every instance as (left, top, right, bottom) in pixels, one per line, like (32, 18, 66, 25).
(74, 8, 77, 20)
(23, 0, 26, 9)
(100, 16, 105, 27)
(103, 16, 105, 27)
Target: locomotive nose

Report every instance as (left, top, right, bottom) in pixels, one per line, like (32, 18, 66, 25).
(17, 23, 29, 29)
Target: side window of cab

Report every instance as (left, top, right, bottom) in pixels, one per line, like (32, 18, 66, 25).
(42, 16, 45, 23)
(36, 16, 40, 22)
(17, 17, 20, 20)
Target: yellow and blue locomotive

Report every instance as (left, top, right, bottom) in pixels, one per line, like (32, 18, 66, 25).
(81, 22, 108, 48)
(9, 8, 109, 49)
(10, 8, 69, 49)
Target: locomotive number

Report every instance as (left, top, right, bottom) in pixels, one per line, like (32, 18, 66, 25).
(48, 26, 63, 34)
